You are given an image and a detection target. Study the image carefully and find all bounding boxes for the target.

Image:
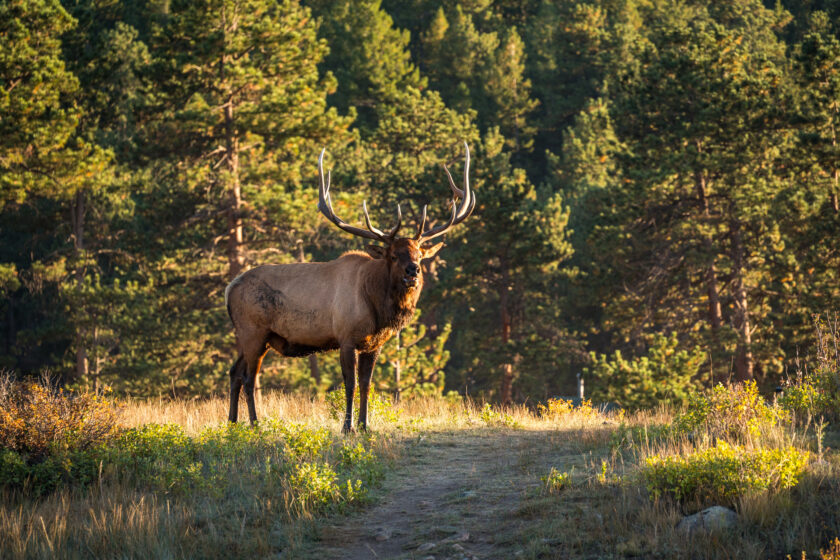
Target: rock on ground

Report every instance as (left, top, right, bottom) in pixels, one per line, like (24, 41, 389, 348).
(677, 506, 738, 533)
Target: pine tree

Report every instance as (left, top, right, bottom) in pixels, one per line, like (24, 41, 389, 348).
(377, 310, 452, 399)
(582, 0, 798, 381)
(442, 130, 574, 403)
(307, 0, 424, 133)
(148, 0, 352, 280)
(482, 27, 538, 152)
(0, 0, 109, 206)
(0, 0, 113, 384)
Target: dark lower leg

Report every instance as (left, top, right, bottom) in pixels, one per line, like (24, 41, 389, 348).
(244, 352, 266, 425)
(340, 345, 357, 433)
(357, 350, 379, 431)
(228, 356, 244, 423)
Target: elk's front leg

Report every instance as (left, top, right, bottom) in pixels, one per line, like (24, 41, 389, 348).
(339, 345, 358, 433)
(357, 349, 381, 431)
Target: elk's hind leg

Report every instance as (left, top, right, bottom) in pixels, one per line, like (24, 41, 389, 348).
(240, 334, 270, 425)
(228, 355, 246, 422)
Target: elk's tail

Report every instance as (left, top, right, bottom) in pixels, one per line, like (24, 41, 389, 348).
(224, 274, 244, 324)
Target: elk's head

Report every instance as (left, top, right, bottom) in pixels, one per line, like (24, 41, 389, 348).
(317, 143, 475, 292)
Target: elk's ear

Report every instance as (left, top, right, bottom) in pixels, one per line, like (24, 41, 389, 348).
(365, 244, 388, 259)
(421, 242, 445, 261)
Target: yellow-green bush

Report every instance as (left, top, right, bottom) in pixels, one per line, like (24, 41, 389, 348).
(541, 467, 572, 494)
(780, 368, 840, 423)
(478, 403, 520, 428)
(672, 381, 785, 444)
(643, 441, 809, 505)
(538, 397, 599, 420)
(779, 317, 840, 422)
(113, 420, 386, 511)
(325, 387, 401, 425)
(0, 376, 120, 461)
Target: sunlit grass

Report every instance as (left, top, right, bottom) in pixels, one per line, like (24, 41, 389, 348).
(2, 387, 838, 560)
(0, 391, 612, 560)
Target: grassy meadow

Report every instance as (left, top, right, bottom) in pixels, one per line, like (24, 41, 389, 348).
(1, 380, 839, 559)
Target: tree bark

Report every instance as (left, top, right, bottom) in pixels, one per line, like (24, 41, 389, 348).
(730, 217, 754, 381)
(694, 169, 722, 335)
(499, 271, 514, 405)
(222, 9, 245, 280)
(223, 100, 244, 279)
(71, 189, 88, 385)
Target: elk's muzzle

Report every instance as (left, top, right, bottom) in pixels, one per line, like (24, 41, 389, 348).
(403, 263, 419, 287)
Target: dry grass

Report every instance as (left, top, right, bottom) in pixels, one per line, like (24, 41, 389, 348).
(0, 392, 582, 560)
(2, 390, 839, 559)
(119, 391, 331, 433)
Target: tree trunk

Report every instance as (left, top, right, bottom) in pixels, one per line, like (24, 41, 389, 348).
(832, 117, 839, 213)
(91, 325, 100, 393)
(224, 100, 244, 279)
(499, 274, 514, 405)
(71, 189, 88, 385)
(222, 9, 244, 280)
(6, 296, 14, 357)
(730, 218, 754, 381)
(694, 169, 722, 335)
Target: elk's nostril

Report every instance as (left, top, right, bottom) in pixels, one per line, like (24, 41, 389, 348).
(406, 263, 419, 276)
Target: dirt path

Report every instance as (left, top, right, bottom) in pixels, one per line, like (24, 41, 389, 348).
(302, 428, 590, 560)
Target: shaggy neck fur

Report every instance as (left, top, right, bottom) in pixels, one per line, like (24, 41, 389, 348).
(365, 258, 421, 334)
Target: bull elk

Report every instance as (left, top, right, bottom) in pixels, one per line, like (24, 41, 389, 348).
(224, 143, 474, 432)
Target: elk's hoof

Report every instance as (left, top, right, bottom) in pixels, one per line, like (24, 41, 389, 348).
(342, 425, 356, 435)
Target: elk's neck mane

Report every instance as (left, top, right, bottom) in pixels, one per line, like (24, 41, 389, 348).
(363, 258, 420, 334)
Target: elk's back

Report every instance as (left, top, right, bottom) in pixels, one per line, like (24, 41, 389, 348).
(226, 253, 378, 348)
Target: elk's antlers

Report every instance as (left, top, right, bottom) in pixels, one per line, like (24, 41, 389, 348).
(317, 149, 402, 242)
(415, 142, 474, 241)
(317, 142, 474, 243)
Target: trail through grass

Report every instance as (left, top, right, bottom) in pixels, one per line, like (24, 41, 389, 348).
(301, 427, 608, 560)
(2, 391, 840, 559)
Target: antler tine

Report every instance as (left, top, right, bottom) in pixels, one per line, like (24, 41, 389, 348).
(362, 201, 386, 237)
(317, 149, 384, 241)
(442, 163, 464, 198)
(413, 204, 428, 240)
(387, 204, 402, 239)
(418, 142, 474, 241)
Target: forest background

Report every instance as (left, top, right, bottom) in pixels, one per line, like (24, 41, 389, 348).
(2, 0, 838, 407)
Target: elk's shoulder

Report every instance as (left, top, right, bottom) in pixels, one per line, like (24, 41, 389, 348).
(338, 250, 374, 261)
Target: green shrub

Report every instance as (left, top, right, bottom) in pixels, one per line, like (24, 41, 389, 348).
(541, 467, 572, 494)
(338, 438, 385, 487)
(110, 420, 386, 513)
(538, 397, 600, 420)
(779, 316, 840, 423)
(0, 375, 121, 494)
(478, 403, 520, 428)
(0, 375, 120, 461)
(609, 423, 671, 451)
(288, 461, 341, 509)
(325, 387, 401, 425)
(643, 441, 809, 505)
(586, 333, 707, 411)
(113, 423, 206, 493)
(672, 381, 785, 444)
